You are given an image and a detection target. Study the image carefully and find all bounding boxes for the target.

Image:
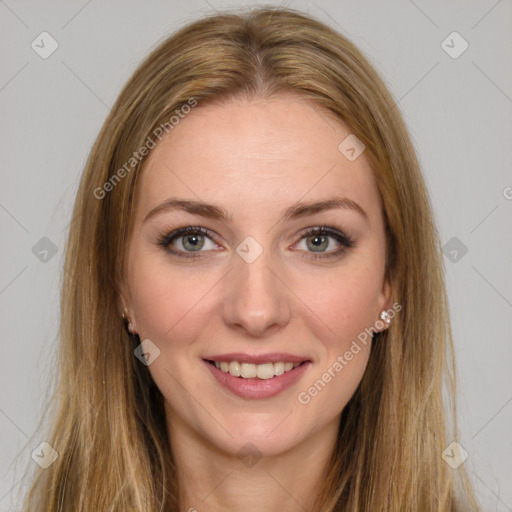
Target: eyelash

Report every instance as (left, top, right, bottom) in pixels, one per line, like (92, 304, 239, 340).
(156, 225, 354, 260)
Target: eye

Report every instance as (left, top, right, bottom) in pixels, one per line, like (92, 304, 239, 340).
(294, 226, 354, 259)
(157, 225, 354, 260)
(157, 226, 220, 258)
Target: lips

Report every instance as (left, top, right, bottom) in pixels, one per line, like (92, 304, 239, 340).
(202, 356, 312, 399)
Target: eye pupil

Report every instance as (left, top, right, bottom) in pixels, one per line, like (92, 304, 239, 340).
(183, 234, 204, 251)
(307, 235, 328, 252)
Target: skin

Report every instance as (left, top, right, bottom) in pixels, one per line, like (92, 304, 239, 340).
(120, 93, 392, 512)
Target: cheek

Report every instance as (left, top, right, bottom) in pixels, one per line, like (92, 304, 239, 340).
(127, 235, 385, 355)
(296, 262, 384, 346)
(127, 251, 206, 342)
(294, 269, 377, 415)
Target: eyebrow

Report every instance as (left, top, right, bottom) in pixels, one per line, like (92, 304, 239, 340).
(143, 196, 368, 224)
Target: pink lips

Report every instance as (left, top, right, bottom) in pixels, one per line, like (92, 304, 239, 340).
(203, 358, 311, 400)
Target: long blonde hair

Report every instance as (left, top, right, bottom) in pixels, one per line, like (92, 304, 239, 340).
(24, 6, 480, 511)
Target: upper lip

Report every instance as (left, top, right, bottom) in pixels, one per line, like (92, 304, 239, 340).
(203, 353, 311, 365)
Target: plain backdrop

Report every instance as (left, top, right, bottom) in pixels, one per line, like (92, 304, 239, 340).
(1, 1, 511, 510)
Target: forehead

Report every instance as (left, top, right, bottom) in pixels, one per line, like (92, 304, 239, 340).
(136, 94, 382, 224)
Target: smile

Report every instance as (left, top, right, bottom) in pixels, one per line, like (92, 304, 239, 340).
(208, 360, 303, 379)
(203, 359, 311, 399)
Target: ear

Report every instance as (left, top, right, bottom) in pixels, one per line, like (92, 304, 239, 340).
(118, 277, 139, 334)
(376, 278, 394, 332)
(117, 283, 135, 325)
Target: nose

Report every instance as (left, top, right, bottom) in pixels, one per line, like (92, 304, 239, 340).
(221, 247, 292, 338)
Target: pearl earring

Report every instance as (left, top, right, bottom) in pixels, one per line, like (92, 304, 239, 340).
(379, 310, 391, 325)
(122, 308, 135, 334)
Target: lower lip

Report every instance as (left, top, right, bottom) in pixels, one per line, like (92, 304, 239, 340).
(203, 360, 311, 399)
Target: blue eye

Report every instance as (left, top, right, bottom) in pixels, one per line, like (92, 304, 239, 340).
(157, 225, 354, 259)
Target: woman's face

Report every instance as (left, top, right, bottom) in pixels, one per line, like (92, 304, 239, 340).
(122, 94, 391, 457)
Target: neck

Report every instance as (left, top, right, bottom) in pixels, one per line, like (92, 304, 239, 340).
(167, 413, 340, 512)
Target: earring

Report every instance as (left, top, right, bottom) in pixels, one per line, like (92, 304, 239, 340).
(379, 310, 391, 325)
(122, 308, 136, 335)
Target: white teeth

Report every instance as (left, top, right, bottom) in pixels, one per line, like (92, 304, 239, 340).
(212, 360, 304, 379)
(228, 361, 241, 377)
(274, 362, 285, 376)
(256, 363, 274, 380)
(240, 363, 257, 378)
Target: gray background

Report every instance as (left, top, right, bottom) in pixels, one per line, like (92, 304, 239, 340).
(1, 1, 511, 510)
